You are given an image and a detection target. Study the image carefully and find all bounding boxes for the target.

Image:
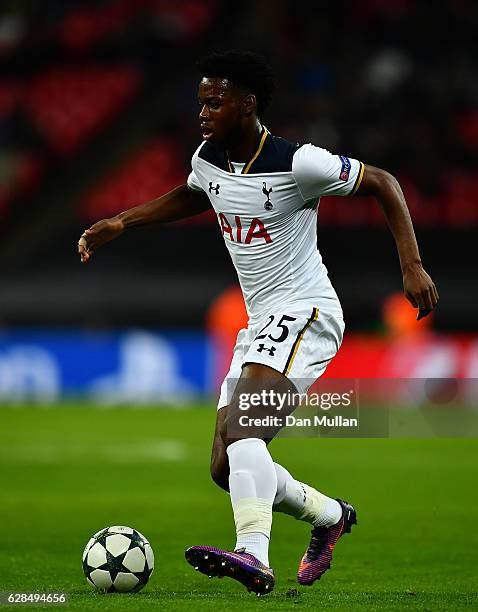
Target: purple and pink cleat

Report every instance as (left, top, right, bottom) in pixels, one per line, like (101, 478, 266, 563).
(185, 545, 275, 596)
(297, 498, 357, 586)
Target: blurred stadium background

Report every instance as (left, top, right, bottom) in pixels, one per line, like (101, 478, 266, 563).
(0, 0, 477, 403)
(1, 3, 477, 609)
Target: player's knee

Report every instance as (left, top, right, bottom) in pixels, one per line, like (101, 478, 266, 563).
(219, 418, 231, 446)
(210, 458, 229, 491)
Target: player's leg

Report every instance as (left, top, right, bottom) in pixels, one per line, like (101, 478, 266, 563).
(274, 463, 342, 526)
(272, 310, 357, 586)
(187, 363, 286, 595)
(230, 309, 356, 587)
(220, 366, 281, 570)
(210, 399, 343, 527)
(209, 327, 248, 492)
(217, 363, 284, 574)
(210, 405, 229, 491)
(207, 369, 356, 589)
(273, 463, 357, 585)
(210, 411, 348, 529)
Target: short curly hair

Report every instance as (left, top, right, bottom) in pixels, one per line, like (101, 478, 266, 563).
(197, 50, 275, 118)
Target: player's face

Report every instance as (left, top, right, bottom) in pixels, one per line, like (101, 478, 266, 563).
(197, 78, 245, 147)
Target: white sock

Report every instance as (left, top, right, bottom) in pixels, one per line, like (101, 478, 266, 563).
(273, 462, 342, 527)
(227, 438, 277, 567)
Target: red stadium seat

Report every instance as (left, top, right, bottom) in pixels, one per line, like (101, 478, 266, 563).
(81, 139, 186, 220)
(21, 65, 142, 156)
(59, 0, 149, 51)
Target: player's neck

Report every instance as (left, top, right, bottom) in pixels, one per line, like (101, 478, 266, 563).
(226, 120, 262, 163)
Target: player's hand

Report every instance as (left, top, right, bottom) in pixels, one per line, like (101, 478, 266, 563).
(78, 217, 124, 264)
(402, 262, 439, 320)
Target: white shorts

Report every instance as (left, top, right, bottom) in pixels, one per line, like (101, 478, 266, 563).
(217, 305, 345, 409)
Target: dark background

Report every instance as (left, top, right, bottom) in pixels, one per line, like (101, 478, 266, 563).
(1, 0, 476, 331)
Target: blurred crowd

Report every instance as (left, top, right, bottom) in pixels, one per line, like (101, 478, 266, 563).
(1, 0, 477, 225)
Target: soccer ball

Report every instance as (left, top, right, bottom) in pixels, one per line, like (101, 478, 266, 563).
(82, 525, 154, 593)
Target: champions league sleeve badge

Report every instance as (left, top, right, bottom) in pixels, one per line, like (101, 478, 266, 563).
(339, 155, 351, 181)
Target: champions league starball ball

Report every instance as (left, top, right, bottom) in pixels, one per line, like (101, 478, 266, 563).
(82, 526, 154, 593)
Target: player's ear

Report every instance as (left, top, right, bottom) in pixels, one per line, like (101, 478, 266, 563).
(243, 93, 257, 116)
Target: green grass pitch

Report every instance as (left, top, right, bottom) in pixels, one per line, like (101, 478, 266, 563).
(0, 406, 477, 611)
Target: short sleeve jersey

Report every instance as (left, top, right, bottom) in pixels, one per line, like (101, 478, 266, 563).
(187, 127, 364, 324)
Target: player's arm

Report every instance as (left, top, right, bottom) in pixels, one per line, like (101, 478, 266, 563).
(355, 165, 439, 320)
(78, 184, 210, 263)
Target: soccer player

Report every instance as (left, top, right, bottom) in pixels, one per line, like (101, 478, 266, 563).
(78, 51, 439, 596)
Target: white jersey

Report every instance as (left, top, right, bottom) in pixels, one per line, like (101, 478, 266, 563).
(187, 126, 364, 325)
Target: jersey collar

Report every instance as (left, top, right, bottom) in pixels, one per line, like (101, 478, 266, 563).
(226, 126, 270, 174)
